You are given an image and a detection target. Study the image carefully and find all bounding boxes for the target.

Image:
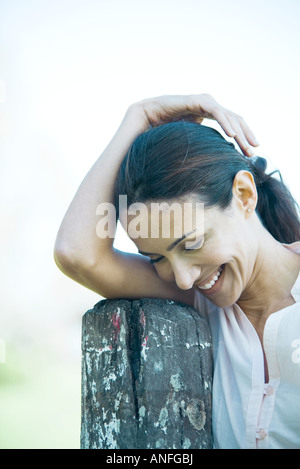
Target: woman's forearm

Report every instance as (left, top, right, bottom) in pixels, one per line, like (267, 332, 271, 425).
(54, 104, 148, 274)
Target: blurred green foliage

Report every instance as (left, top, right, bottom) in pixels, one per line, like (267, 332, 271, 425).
(0, 343, 81, 449)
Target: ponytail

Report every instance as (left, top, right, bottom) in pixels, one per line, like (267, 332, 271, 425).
(250, 157, 300, 244)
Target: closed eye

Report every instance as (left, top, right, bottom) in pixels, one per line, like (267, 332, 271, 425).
(138, 249, 165, 264)
(149, 255, 164, 264)
(183, 236, 205, 251)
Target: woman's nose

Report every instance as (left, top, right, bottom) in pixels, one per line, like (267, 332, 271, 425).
(173, 263, 201, 290)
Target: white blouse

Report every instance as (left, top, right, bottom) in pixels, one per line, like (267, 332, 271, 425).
(194, 243, 300, 449)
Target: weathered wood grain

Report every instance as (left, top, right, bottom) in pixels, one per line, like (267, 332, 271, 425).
(81, 298, 213, 449)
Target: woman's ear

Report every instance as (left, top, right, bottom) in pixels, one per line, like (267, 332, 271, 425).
(232, 170, 258, 215)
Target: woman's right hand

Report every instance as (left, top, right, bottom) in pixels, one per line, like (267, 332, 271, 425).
(128, 94, 259, 157)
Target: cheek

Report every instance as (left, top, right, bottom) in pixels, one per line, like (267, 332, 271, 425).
(203, 247, 231, 265)
(205, 230, 243, 261)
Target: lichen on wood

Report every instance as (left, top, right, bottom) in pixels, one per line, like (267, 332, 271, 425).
(81, 298, 213, 449)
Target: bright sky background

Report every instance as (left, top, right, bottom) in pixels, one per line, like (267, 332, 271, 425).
(0, 0, 299, 448)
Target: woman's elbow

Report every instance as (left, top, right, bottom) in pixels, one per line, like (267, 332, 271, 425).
(53, 238, 101, 280)
(53, 236, 86, 273)
(53, 240, 77, 275)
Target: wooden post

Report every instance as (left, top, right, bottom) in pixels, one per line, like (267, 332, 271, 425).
(81, 298, 213, 449)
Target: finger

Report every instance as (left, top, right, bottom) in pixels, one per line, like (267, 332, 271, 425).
(224, 114, 258, 156)
(211, 109, 237, 138)
(197, 96, 259, 155)
(239, 118, 260, 147)
(233, 125, 256, 156)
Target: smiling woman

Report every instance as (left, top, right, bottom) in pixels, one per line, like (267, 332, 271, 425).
(54, 94, 300, 449)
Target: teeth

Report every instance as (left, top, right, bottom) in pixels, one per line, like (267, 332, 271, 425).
(198, 267, 222, 290)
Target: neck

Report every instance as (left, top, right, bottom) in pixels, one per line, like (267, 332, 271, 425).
(237, 229, 300, 331)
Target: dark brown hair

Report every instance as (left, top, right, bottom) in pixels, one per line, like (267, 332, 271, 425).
(115, 121, 300, 244)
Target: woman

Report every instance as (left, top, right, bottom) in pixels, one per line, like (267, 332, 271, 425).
(54, 94, 300, 449)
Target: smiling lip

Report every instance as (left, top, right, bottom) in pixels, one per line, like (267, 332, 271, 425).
(196, 265, 224, 292)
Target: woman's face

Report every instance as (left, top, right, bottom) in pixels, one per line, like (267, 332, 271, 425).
(127, 196, 258, 309)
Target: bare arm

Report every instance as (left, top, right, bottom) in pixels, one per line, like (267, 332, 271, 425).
(54, 94, 258, 303)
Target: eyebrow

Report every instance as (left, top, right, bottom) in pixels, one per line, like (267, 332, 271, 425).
(167, 230, 197, 251)
(138, 230, 197, 256)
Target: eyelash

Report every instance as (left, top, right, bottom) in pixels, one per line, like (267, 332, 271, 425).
(149, 239, 204, 264)
(149, 256, 164, 264)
